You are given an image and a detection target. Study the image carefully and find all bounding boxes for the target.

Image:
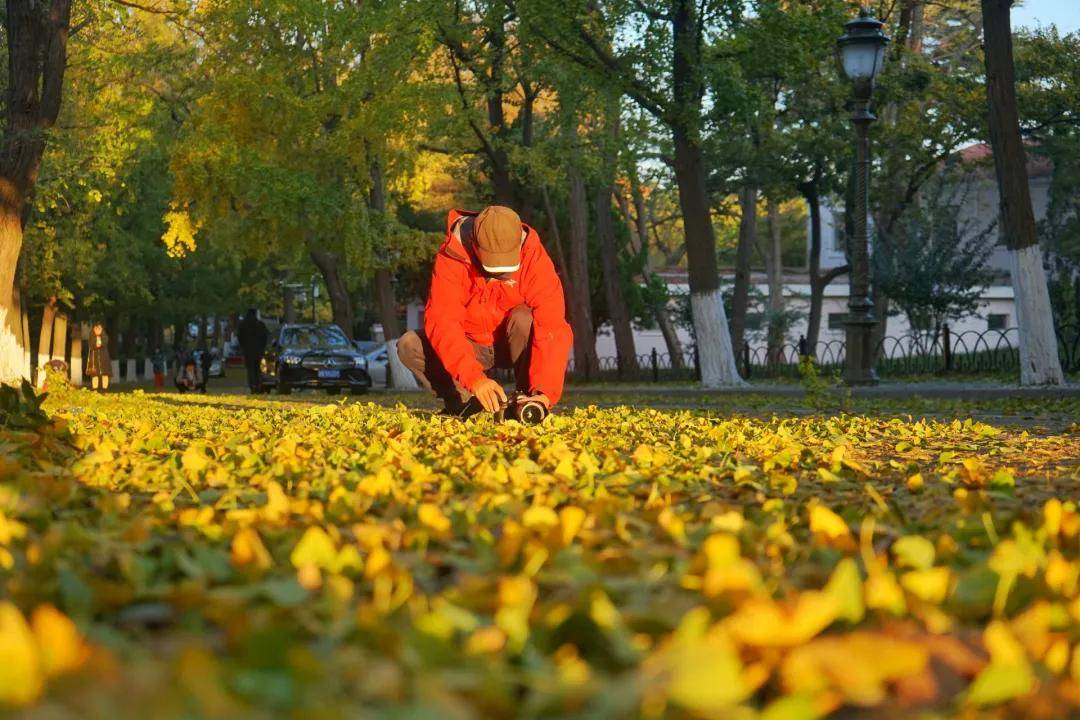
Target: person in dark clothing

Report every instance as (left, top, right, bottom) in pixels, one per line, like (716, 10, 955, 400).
(198, 345, 213, 392)
(237, 308, 269, 393)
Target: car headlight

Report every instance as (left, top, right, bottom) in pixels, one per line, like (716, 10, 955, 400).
(281, 353, 303, 366)
(355, 356, 367, 369)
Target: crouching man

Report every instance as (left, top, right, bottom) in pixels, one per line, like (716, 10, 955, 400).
(398, 206, 573, 417)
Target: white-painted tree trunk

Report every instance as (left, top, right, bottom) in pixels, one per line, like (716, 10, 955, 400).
(110, 360, 121, 381)
(0, 313, 27, 383)
(690, 288, 745, 387)
(20, 299, 31, 379)
(70, 332, 83, 387)
(125, 359, 136, 382)
(52, 313, 68, 365)
(386, 338, 419, 390)
(1010, 245, 1064, 385)
(36, 303, 58, 388)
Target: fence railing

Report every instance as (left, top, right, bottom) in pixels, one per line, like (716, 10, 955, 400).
(556, 324, 1080, 383)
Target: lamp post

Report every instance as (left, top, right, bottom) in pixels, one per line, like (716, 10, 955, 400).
(838, 7, 889, 385)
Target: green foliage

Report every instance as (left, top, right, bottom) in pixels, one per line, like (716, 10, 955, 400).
(0, 381, 49, 432)
(872, 173, 997, 332)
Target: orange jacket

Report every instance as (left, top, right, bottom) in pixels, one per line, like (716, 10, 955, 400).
(424, 209, 573, 405)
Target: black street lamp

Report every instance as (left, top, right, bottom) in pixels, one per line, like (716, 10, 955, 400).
(838, 7, 889, 385)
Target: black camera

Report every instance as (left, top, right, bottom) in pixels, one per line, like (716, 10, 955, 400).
(495, 391, 549, 425)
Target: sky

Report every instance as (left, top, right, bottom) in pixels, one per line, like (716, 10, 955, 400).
(1012, 0, 1080, 36)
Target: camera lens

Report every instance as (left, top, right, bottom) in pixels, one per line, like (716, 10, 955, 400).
(518, 401, 546, 425)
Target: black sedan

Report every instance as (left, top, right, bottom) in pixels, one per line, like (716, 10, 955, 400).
(261, 324, 372, 395)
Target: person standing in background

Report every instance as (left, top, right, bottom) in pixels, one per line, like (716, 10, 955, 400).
(85, 322, 111, 392)
(151, 347, 167, 389)
(198, 344, 213, 392)
(237, 308, 269, 393)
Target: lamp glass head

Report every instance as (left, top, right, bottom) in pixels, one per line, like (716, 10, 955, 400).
(837, 9, 890, 82)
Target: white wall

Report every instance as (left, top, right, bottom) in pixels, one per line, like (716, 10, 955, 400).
(590, 280, 1018, 364)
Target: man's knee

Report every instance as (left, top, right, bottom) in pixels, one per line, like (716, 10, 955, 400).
(397, 331, 423, 369)
(507, 305, 533, 335)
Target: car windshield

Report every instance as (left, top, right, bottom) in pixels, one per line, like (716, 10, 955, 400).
(281, 326, 351, 349)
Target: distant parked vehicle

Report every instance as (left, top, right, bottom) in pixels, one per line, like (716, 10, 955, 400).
(261, 324, 372, 395)
(365, 344, 389, 387)
(353, 340, 381, 354)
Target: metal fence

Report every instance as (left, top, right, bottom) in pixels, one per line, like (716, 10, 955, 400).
(558, 324, 1080, 383)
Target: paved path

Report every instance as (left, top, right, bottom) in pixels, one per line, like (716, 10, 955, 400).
(563, 381, 1080, 400)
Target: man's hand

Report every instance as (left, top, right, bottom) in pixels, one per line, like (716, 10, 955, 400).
(472, 377, 507, 413)
(523, 392, 550, 409)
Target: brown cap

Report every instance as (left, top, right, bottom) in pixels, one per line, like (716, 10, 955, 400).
(473, 206, 523, 272)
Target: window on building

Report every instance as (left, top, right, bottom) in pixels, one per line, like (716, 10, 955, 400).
(831, 221, 846, 252)
(987, 314, 1009, 331)
(828, 312, 848, 330)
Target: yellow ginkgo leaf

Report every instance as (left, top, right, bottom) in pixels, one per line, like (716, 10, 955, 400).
(809, 504, 854, 550)
(559, 506, 586, 546)
(232, 527, 273, 570)
(0, 602, 43, 706)
(31, 605, 88, 678)
(290, 526, 337, 570)
(727, 591, 839, 648)
(418, 503, 451, 533)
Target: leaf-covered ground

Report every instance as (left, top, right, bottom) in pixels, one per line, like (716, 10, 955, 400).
(1, 387, 1078, 718)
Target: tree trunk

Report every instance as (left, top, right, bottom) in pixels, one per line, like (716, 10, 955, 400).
(804, 180, 824, 353)
(540, 183, 600, 375)
(0, 0, 73, 383)
(630, 175, 683, 368)
(36, 301, 58, 387)
(490, 154, 515, 206)
(566, 167, 598, 375)
(374, 269, 400, 340)
(19, 288, 31, 378)
(595, 184, 638, 371)
(70, 325, 83, 386)
(801, 175, 847, 356)
(668, 0, 742, 386)
(283, 286, 297, 324)
(765, 197, 785, 363)
(309, 249, 355, 339)
(369, 158, 401, 341)
(0, 207, 30, 382)
(981, 0, 1063, 384)
(730, 185, 757, 355)
(671, 130, 743, 386)
(52, 310, 68, 366)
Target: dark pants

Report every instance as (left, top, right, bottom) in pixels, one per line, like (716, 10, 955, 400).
(397, 305, 533, 408)
(243, 354, 262, 392)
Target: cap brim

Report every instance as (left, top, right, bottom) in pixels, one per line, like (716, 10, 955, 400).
(478, 248, 521, 274)
(481, 263, 521, 273)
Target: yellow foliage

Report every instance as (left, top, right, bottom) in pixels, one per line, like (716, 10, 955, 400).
(161, 208, 200, 258)
(4, 387, 1072, 714)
